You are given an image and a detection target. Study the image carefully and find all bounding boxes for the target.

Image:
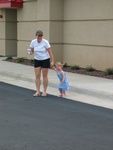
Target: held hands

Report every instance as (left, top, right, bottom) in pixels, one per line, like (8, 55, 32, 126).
(50, 62, 54, 67)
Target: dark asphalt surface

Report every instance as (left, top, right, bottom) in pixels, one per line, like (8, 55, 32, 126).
(0, 82, 113, 150)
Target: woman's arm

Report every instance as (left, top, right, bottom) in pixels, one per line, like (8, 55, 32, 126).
(47, 47, 54, 67)
(30, 48, 34, 54)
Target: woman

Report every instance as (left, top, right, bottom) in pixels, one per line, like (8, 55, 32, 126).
(30, 30, 54, 97)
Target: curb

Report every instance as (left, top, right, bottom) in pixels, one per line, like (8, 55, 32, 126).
(0, 71, 113, 101)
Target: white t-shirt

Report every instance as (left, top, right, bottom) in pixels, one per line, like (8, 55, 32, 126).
(30, 38, 51, 60)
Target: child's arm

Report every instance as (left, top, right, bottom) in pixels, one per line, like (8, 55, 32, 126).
(52, 65, 57, 71)
(61, 71, 65, 83)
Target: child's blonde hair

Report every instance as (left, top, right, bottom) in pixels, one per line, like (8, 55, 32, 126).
(55, 62, 64, 68)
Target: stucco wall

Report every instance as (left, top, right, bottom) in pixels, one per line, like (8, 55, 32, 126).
(0, 9, 17, 56)
(17, 0, 37, 59)
(49, 0, 63, 62)
(17, 0, 63, 62)
(0, 9, 6, 55)
(0, 0, 113, 70)
(63, 0, 113, 70)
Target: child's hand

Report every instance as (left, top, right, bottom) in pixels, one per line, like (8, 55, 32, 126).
(51, 62, 54, 67)
(60, 81, 64, 84)
(52, 65, 57, 71)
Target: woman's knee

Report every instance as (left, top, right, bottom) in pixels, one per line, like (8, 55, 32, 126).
(42, 69, 48, 79)
(35, 68, 41, 79)
(36, 75, 40, 80)
(42, 74, 48, 79)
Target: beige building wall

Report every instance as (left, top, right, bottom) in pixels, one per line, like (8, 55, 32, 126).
(0, 9, 7, 56)
(0, 9, 17, 56)
(63, 0, 113, 70)
(17, 0, 63, 62)
(5, 9, 17, 56)
(49, 0, 63, 62)
(0, 0, 113, 70)
(17, 0, 38, 60)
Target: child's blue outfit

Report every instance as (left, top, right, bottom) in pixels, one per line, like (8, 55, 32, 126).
(56, 71, 69, 91)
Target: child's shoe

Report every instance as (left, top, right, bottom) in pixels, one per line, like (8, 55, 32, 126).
(58, 94, 62, 97)
(64, 93, 66, 96)
(58, 94, 66, 97)
(62, 94, 66, 97)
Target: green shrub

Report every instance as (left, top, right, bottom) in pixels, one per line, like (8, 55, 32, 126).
(104, 68, 113, 75)
(86, 65, 96, 72)
(17, 57, 25, 63)
(71, 65, 80, 70)
(6, 57, 13, 60)
(63, 63, 68, 68)
(30, 59, 34, 64)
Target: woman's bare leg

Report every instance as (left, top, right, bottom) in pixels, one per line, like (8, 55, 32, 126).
(41, 68, 49, 96)
(33, 67, 41, 96)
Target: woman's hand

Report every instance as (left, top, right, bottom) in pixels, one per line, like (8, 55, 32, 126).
(30, 51, 33, 55)
(50, 61, 54, 67)
(30, 48, 34, 55)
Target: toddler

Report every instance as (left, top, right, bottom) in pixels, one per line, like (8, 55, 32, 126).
(53, 62, 69, 97)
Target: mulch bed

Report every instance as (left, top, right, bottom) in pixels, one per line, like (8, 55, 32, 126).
(4, 58, 113, 80)
(63, 67, 113, 79)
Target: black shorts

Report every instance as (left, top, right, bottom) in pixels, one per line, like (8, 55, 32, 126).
(34, 58, 50, 68)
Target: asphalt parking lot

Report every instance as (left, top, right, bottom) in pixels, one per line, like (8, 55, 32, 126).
(0, 82, 113, 150)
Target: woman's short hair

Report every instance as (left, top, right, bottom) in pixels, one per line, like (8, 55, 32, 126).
(35, 30, 43, 36)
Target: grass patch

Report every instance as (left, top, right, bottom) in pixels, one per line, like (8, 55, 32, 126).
(104, 68, 113, 75)
(63, 63, 69, 68)
(71, 65, 80, 70)
(6, 57, 13, 60)
(30, 59, 34, 64)
(86, 65, 96, 72)
(17, 57, 25, 63)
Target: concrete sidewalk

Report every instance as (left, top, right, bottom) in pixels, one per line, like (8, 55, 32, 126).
(0, 57, 113, 109)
